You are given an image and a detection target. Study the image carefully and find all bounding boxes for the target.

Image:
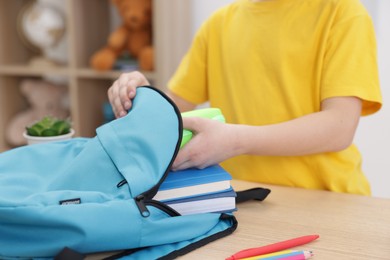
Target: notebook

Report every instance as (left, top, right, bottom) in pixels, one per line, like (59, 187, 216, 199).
(153, 165, 232, 202)
(165, 188, 236, 215)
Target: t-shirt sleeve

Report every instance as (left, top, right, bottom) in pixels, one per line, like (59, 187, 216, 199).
(321, 13, 382, 116)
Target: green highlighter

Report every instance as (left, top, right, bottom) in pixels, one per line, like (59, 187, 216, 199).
(180, 108, 225, 148)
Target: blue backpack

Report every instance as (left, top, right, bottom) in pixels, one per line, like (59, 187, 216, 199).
(0, 87, 241, 259)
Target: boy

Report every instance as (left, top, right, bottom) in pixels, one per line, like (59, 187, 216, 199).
(108, 0, 382, 195)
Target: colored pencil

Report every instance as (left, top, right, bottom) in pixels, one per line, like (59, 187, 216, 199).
(243, 250, 313, 260)
(225, 235, 319, 260)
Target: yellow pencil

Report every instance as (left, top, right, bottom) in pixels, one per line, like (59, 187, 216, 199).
(240, 250, 295, 260)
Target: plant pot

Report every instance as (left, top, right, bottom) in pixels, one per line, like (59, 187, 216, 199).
(23, 128, 75, 145)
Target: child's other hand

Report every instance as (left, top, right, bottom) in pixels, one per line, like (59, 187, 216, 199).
(108, 71, 150, 118)
(172, 117, 240, 170)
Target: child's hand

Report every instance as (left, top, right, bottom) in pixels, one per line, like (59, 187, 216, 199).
(108, 71, 150, 118)
(172, 117, 240, 170)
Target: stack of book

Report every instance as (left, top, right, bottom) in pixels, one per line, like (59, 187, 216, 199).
(153, 165, 236, 215)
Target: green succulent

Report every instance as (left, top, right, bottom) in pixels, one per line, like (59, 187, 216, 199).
(26, 116, 71, 137)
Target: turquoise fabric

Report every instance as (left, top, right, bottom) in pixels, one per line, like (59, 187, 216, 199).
(0, 87, 237, 259)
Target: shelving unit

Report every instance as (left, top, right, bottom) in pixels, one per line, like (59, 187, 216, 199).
(0, 0, 192, 151)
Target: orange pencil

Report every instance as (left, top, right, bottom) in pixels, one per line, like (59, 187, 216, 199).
(226, 235, 319, 260)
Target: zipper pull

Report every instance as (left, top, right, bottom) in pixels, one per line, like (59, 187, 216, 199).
(135, 195, 150, 217)
(117, 179, 127, 188)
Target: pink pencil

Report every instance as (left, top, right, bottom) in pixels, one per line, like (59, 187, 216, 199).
(226, 235, 319, 260)
(247, 250, 313, 260)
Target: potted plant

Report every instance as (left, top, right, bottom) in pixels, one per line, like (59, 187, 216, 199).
(23, 116, 75, 145)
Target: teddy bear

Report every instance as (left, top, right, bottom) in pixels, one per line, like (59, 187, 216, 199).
(6, 79, 69, 147)
(90, 0, 154, 71)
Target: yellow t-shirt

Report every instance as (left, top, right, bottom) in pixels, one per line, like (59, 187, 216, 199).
(168, 0, 382, 195)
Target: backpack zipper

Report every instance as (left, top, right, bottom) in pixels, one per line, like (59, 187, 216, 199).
(135, 195, 150, 217)
(135, 194, 180, 217)
(120, 183, 181, 217)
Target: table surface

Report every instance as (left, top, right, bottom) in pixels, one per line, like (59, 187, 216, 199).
(89, 180, 390, 260)
(183, 180, 390, 259)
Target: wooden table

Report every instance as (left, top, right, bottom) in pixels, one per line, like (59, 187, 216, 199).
(182, 180, 390, 259)
(89, 180, 390, 259)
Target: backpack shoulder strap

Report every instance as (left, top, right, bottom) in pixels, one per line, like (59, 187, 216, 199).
(236, 187, 271, 204)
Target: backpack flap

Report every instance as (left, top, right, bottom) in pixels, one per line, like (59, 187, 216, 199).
(96, 86, 182, 199)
